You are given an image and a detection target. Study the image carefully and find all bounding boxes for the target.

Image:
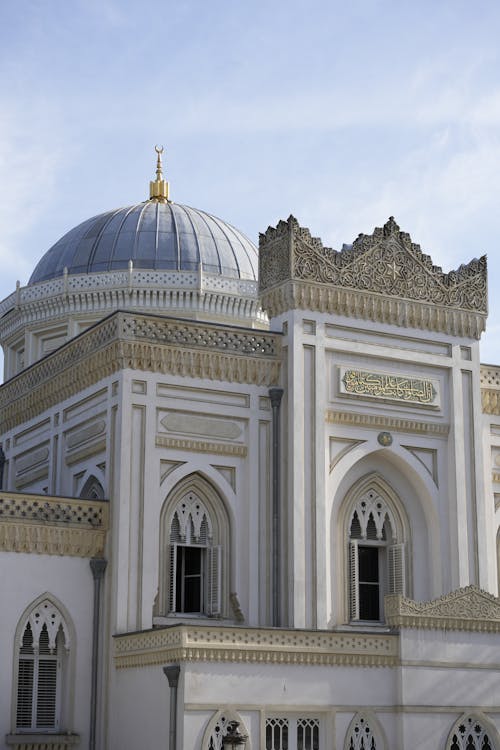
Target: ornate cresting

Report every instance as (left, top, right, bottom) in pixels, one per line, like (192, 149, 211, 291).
(385, 585, 500, 632)
(259, 215, 487, 337)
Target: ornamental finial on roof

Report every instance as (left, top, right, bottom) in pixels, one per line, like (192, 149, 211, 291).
(149, 145, 170, 203)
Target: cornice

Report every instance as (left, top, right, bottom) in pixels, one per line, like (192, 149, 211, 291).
(385, 585, 500, 632)
(114, 623, 398, 669)
(325, 409, 449, 436)
(156, 435, 247, 457)
(0, 312, 282, 432)
(0, 491, 108, 557)
(261, 280, 486, 339)
(259, 216, 487, 337)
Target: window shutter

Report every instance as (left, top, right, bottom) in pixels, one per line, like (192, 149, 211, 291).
(207, 545, 222, 616)
(16, 658, 34, 728)
(388, 542, 406, 596)
(349, 540, 359, 621)
(36, 659, 58, 728)
(169, 543, 178, 613)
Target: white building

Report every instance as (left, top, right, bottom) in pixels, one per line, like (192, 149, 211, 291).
(1, 151, 500, 750)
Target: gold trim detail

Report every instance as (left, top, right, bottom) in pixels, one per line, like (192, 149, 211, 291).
(482, 389, 500, 416)
(114, 623, 398, 669)
(156, 436, 247, 457)
(385, 586, 500, 632)
(0, 492, 108, 557)
(325, 410, 449, 436)
(340, 368, 438, 407)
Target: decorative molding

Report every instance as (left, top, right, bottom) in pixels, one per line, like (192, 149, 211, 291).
(385, 586, 500, 632)
(325, 409, 449, 436)
(156, 435, 247, 457)
(329, 437, 366, 472)
(0, 492, 108, 557)
(160, 412, 244, 441)
(6, 734, 80, 749)
(212, 465, 237, 491)
(0, 312, 281, 432)
(339, 367, 439, 408)
(482, 389, 500, 416)
(160, 460, 186, 484)
(114, 623, 398, 669)
(259, 216, 487, 337)
(401, 445, 438, 485)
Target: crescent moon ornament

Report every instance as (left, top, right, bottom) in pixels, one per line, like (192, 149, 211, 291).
(155, 145, 164, 155)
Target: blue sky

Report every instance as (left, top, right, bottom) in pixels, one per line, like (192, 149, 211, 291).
(1, 0, 500, 362)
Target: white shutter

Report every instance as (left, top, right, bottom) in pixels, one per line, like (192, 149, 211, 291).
(169, 543, 178, 613)
(36, 659, 58, 728)
(388, 542, 406, 596)
(349, 540, 359, 621)
(207, 545, 222, 616)
(16, 658, 34, 728)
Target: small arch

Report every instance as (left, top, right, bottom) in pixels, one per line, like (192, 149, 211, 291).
(446, 713, 500, 750)
(80, 474, 105, 500)
(344, 711, 387, 750)
(202, 708, 251, 750)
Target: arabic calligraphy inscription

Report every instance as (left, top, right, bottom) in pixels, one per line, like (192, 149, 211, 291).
(340, 367, 439, 408)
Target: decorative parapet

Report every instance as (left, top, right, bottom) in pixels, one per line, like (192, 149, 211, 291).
(0, 312, 282, 431)
(481, 364, 500, 415)
(385, 585, 500, 632)
(0, 268, 265, 343)
(0, 491, 108, 557)
(114, 623, 398, 669)
(259, 216, 487, 338)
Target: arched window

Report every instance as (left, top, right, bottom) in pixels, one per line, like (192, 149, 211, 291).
(344, 712, 385, 750)
(446, 714, 498, 750)
(202, 709, 251, 750)
(159, 475, 229, 618)
(345, 477, 407, 622)
(14, 598, 71, 732)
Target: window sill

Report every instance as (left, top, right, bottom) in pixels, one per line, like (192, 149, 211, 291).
(153, 614, 226, 626)
(6, 733, 80, 749)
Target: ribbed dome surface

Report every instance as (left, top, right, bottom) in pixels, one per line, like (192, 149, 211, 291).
(29, 202, 258, 284)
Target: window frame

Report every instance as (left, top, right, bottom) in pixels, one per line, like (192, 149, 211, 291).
(158, 474, 229, 620)
(11, 595, 75, 736)
(342, 474, 410, 625)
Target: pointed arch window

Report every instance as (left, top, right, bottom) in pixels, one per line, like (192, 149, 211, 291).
(166, 488, 223, 616)
(447, 715, 497, 750)
(344, 712, 385, 750)
(14, 599, 71, 732)
(348, 485, 406, 622)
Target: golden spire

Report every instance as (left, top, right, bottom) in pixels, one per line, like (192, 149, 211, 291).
(149, 145, 170, 202)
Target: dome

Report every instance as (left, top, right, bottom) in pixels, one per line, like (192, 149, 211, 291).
(29, 201, 258, 285)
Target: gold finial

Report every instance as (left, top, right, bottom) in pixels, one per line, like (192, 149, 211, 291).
(149, 145, 170, 203)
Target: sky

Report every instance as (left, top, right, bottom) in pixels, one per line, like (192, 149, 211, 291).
(1, 0, 500, 366)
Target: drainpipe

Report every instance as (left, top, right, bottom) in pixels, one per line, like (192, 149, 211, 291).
(269, 387, 284, 627)
(89, 558, 107, 750)
(163, 665, 181, 750)
(0, 446, 5, 490)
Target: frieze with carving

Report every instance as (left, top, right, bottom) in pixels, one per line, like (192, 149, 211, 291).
(385, 585, 500, 632)
(260, 215, 486, 311)
(260, 216, 487, 321)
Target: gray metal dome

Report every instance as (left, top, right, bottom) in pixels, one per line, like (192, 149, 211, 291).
(29, 201, 258, 284)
